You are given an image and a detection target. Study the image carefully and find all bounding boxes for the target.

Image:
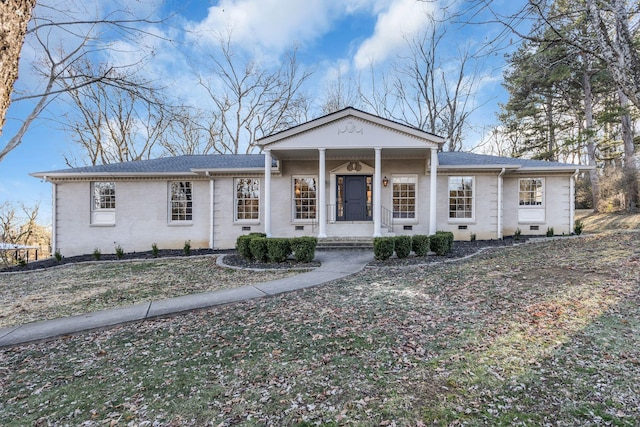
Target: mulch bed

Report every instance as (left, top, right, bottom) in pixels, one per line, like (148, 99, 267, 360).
(2, 237, 533, 273)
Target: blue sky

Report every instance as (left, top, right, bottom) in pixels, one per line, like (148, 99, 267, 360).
(0, 0, 527, 225)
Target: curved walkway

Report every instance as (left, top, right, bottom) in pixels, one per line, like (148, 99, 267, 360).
(0, 251, 374, 348)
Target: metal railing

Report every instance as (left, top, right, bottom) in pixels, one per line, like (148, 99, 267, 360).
(381, 206, 394, 232)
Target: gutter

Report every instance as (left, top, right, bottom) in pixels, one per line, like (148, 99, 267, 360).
(570, 168, 580, 234)
(497, 168, 505, 240)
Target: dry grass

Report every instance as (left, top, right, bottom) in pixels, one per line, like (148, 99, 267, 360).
(0, 256, 302, 328)
(1, 231, 639, 425)
(576, 209, 640, 232)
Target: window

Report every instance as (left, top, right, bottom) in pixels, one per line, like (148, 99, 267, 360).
(519, 178, 544, 206)
(92, 182, 115, 210)
(170, 181, 192, 221)
(235, 178, 260, 221)
(392, 176, 416, 219)
(449, 176, 474, 219)
(293, 177, 317, 220)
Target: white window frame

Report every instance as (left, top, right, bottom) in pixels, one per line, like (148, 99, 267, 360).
(169, 181, 193, 223)
(91, 181, 116, 225)
(518, 178, 545, 207)
(292, 176, 317, 222)
(234, 178, 261, 223)
(391, 175, 418, 222)
(448, 176, 475, 222)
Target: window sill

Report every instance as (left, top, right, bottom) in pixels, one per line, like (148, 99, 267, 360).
(90, 223, 116, 227)
(234, 221, 261, 226)
(168, 222, 193, 227)
(447, 219, 476, 224)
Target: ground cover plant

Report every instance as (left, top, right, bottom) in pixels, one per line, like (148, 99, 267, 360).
(1, 231, 639, 425)
(0, 257, 302, 328)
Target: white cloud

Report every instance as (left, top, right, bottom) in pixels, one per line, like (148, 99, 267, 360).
(353, 0, 438, 69)
(188, 0, 337, 55)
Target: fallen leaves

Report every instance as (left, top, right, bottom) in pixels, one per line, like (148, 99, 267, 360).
(1, 231, 640, 425)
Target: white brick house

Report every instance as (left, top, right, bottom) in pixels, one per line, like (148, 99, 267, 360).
(32, 108, 590, 256)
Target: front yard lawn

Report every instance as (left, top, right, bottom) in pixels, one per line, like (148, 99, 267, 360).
(1, 232, 639, 425)
(0, 256, 302, 328)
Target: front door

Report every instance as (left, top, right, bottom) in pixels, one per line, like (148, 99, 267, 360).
(337, 175, 372, 221)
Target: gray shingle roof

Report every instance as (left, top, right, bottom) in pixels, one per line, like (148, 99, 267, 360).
(36, 154, 267, 175)
(438, 152, 580, 168)
(33, 151, 585, 177)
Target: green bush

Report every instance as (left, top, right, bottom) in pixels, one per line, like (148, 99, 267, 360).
(183, 240, 191, 256)
(546, 227, 554, 237)
(151, 243, 159, 258)
(429, 233, 452, 256)
(249, 237, 268, 262)
(373, 237, 395, 260)
(54, 250, 63, 262)
(291, 237, 317, 263)
(236, 233, 267, 260)
(394, 235, 412, 259)
(437, 231, 454, 251)
(266, 238, 292, 263)
(411, 235, 430, 257)
(514, 228, 522, 241)
(574, 219, 584, 235)
(115, 245, 125, 259)
(93, 248, 101, 260)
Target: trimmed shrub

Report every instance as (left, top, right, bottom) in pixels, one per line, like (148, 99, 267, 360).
(266, 238, 292, 263)
(115, 245, 125, 259)
(249, 237, 268, 262)
(546, 227, 554, 237)
(411, 235, 430, 257)
(373, 237, 395, 260)
(93, 248, 101, 260)
(54, 250, 63, 262)
(574, 219, 584, 235)
(437, 231, 454, 251)
(183, 240, 191, 256)
(236, 233, 267, 260)
(151, 243, 159, 258)
(514, 228, 522, 241)
(291, 237, 317, 263)
(394, 235, 412, 259)
(430, 233, 451, 256)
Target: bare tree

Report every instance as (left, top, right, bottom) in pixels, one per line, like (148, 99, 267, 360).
(391, 25, 480, 150)
(0, 0, 36, 135)
(61, 60, 171, 166)
(320, 69, 361, 115)
(0, 0, 168, 164)
(198, 33, 313, 154)
(0, 202, 45, 266)
(158, 108, 218, 157)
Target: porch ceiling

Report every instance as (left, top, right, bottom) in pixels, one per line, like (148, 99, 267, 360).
(270, 147, 431, 161)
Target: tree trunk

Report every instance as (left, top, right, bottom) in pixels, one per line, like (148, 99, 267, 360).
(0, 0, 36, 135)
(618, 89, 638, 211)
(583, 61, 600, 212)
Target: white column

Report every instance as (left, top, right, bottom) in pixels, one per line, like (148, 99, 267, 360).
(264, 150, 272, 237)
(429, 148, 438, 235)
(318, 148, 327, 238)
(373, 147, 382, 237)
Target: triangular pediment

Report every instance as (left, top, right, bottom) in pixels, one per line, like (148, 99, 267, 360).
(258, 108, 444, 151)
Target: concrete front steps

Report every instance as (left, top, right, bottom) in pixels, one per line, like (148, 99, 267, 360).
(316, 237, 375, 250)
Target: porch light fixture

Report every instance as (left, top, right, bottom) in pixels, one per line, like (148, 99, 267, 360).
(382, 176, 389, 187)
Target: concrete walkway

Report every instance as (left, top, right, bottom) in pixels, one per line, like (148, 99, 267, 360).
(0, 251, 374, 348)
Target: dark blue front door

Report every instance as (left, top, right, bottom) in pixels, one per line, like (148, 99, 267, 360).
(337, 175, 372, 221)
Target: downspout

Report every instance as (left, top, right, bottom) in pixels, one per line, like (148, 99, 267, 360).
(206, 171, 214, 249)
(497, 168, 505, 239)
(43, 176, 57, 255)
(570, 168, 579, 234)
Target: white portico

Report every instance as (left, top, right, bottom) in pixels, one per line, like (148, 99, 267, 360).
(257, 108, 444, 240)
